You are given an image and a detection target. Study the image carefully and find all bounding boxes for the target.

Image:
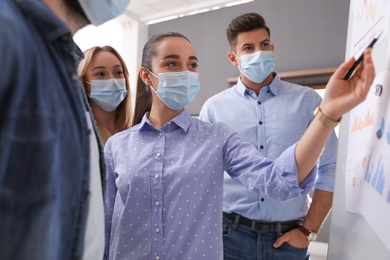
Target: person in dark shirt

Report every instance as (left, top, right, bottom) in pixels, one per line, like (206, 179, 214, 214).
(0, 0, 130, 259)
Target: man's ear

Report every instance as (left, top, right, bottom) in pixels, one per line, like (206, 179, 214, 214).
(139, 67, 153, 86)
(228, 52, 239, 67)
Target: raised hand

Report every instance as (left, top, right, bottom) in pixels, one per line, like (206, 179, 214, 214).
(320, 48, 375, 121)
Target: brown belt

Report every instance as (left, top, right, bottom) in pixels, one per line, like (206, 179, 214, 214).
(223, 212, 302, 233)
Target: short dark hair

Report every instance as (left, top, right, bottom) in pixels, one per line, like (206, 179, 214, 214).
(226, 12, 271, 51)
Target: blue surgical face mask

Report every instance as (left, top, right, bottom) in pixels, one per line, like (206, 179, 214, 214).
(78, 0, 131, 26)
(147, 70, 200, 110)
(234, 51, 275, 83)
(87, 78, 127, 112)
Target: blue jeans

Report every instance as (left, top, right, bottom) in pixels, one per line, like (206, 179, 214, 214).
(223, 216, 310, 260)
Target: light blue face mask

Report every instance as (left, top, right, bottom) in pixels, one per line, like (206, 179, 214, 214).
(78, 0, 131, 26)
(87, 78, 127, 112)
(235, 51, 275, 83)
(147, 70, 201, 110)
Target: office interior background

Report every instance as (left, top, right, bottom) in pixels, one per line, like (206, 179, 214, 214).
(74, 0, 350, 258)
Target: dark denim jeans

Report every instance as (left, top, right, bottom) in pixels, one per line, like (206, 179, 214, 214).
(223, 216, 310, 260)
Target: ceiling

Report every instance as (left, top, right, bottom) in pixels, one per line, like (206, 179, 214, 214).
(124, 0, 254, 23)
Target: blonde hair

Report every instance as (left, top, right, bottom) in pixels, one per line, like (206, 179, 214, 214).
(78, 45, 132, 133)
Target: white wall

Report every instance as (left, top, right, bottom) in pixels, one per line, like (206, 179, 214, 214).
(328, 0, 390, 258)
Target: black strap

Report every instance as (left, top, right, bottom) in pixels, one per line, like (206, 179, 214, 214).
(223, 212, 302, 233)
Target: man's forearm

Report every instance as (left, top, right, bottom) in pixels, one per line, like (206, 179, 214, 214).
(302, 189, 333, 233)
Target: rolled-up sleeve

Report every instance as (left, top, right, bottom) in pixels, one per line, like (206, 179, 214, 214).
(315, 131, 338, 191)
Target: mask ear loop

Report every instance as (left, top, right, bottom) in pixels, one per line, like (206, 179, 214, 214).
(146, 69, 159, 92)
(232, 52, 242, 69)
(146, 68, 159, 79)
(84, 81, 92, 97)
(232, 52, 241, 60)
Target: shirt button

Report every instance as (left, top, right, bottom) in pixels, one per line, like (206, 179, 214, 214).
(155, 174, 159, 179)
(156, 256, 160, 260)
(156, 153, 161, 157)
(156, 228, 160, 233)
(156, 201, 160, 206)
(257, 101, 261, 105)
(260, 145, 264, 149)
(261, 197, 265, 202)
(258, 121, 263, 125)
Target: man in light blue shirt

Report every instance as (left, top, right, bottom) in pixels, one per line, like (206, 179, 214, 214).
(199, 13, 338, 259)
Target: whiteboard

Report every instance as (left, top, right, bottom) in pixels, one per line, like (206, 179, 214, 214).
(328, 0, 390, 259)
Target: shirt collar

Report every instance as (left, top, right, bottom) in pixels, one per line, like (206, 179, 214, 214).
(133, 110, 192, 133)
(236, 72, 282, 96)
(268, 73, 282, 95)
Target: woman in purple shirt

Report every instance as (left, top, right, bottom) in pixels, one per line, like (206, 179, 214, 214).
(104, 32, 374, 260)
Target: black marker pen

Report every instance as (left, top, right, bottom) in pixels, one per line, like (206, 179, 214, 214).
(343, 30, 382, 80)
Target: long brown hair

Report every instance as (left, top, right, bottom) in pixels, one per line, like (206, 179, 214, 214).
(78, 45, 132, 133)
(132, 32, 191, 126)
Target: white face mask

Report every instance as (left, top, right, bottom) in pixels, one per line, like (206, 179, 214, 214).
(234, 51, 275, 83)
(78, 0, 131, 26)
(147, 70, 201, 110)
(87, 78, 127, 112)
